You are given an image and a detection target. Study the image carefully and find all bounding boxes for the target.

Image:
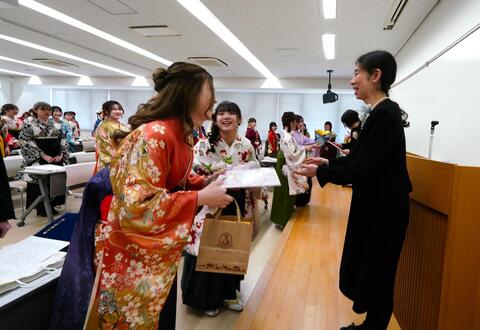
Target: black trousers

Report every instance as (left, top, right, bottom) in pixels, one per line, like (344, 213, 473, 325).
(158, 276, 177, 330)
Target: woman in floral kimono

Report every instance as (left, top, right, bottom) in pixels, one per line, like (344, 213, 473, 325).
(84, 62, 233, 330)
(1, 103, 22, 154)
(18, 102, 69, 216)
(270, 112, 314, 228)
(181, 101, 259, 317)
(94, 100, 129, 173)
(52, 106, 76, 152)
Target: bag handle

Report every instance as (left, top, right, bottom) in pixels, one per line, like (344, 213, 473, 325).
(213, 199, 242, 223)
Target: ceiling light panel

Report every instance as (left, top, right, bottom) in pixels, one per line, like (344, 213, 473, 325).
(322, 0, 337, 19)
(18, 0, 172, 66)
(322, 34, 336, 60)
(177, 0, 282, 88)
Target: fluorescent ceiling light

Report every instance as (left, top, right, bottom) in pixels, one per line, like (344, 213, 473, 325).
(28, 75, 42, 85)
(77, 76, 93, 86)
(18, 0, 172, 66)
(131, 76, 150, 87)
(322, 0, 337, 19)
(261, 77, 282, 89)
(0, 33, 143, 78)
(177, 0, 282, 88)
(0, 68, 32, 77)
(322, 34, 335, 60)
(0, 55, 83, 76)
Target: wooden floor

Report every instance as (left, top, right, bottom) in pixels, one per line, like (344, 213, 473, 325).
(235, 181, 401, 330)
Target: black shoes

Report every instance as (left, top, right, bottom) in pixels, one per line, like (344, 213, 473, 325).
(340, 323, 365, 330)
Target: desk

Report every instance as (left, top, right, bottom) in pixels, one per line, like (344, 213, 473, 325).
(18, 167, 66, 227)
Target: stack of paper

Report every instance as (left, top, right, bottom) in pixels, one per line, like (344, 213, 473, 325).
(24, 164, 66, 174)
(0, 236, 68, 295)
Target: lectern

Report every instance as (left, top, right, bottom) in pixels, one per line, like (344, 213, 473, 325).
(394, 154, 480, 330)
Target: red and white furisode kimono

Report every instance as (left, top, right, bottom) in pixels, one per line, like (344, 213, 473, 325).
(85, 118, 204, 329)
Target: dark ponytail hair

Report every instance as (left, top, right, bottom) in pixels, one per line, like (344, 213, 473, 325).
(115, 62, 214, 145)
(281, 112, 296, 132)
(207, 101, 242, 152)
(356, 50, 409, 127)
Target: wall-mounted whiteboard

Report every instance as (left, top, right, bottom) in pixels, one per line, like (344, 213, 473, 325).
(392, 27, 480, 166)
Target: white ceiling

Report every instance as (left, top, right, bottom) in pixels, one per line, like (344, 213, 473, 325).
(0, 0, 438, 81)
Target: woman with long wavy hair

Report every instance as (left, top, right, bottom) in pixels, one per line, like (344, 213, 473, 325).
(82, 62, 233, 330)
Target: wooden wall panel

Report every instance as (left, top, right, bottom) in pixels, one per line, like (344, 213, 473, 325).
(394, 200, 448, 330)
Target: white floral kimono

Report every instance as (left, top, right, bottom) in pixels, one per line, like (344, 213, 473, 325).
(280, 129, 308, 195)
(186, 135, 259, 256)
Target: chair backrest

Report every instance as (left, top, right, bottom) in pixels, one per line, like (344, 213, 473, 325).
(71, 151, 96, 163)
(4, 155, 24, 179)
(82, 140, 96, 152)
(65, 162, 95, 189)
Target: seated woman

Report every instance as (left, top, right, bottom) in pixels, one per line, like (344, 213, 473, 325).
(270, 112, 314, 229)
(17, 102, 69, 217)
(182, 101, 259, 317)
(94, 100, 129, 173)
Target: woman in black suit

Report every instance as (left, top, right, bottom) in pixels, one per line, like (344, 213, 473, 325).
(296, 50, 412, 330)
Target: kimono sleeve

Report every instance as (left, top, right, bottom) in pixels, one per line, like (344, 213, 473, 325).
(316, 110, 396, 186)
(19, 122, 43, 164)
(95, 123, 115, 169)
(281, 134, 306, 169)
(192, 139, 214, 176)
(115, 127, 198, 242)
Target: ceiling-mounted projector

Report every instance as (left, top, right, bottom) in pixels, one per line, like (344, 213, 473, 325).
(323, 69, 338, 104)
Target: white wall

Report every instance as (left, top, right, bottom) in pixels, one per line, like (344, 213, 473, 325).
(393, 0, 480, 166)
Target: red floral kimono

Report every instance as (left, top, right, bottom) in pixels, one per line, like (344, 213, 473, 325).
(85, 118, 204, 329)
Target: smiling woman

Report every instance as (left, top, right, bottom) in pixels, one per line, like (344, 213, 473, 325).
(296, 50, 412, 330)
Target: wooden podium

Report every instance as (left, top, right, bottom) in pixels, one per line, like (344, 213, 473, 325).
(394, 155, 480, 330)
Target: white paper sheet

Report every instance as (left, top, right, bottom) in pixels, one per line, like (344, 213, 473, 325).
(219, 167, 280, 188)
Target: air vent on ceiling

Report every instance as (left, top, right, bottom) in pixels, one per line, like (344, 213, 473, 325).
(32, 58, 79, 68)
(0, 0, 18, 8)
(86, 0, 137, 15)
(129, 25, 181, 37)
(188, 57, 228, 68)
(383, 0, 409, 30)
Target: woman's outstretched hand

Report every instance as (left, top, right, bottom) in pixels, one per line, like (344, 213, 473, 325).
(294, 164, 318, 177)
(304, 157, 329, 166)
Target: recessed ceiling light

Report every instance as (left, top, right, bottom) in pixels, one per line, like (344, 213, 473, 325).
(28, 75, 42, 85)
(177, 0, 282, 88)
(322, 34, 336, 60)
(131, 76, 150, 87)
(18, 0, 172, 66)
(322, 0, 337, 19)
(77, 76, 93, 86)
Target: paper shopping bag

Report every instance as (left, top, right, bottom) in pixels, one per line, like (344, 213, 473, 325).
(195, 201, 253, 275)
